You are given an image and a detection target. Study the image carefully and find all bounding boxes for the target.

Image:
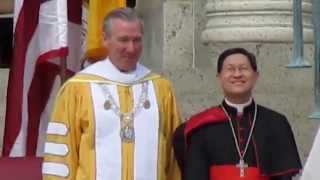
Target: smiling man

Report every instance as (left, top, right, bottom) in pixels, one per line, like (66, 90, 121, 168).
(182, 48, 302, 180)
(42, 7, 181, 180)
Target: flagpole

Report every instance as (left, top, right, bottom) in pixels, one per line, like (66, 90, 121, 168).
(60, 57, 67, 85)
(287, 0, 310, 67)
(310, 0, 320, 119)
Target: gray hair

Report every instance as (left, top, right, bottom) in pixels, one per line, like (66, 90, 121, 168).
(103, 7, 144, 36)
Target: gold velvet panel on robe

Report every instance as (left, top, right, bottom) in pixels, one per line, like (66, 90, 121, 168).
(43, 73, 182, 180)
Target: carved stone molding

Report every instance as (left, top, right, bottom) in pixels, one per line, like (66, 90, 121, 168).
(201, 0, 313, 43)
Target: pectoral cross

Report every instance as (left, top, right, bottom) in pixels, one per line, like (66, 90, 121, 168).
(236, 159, 248, 177)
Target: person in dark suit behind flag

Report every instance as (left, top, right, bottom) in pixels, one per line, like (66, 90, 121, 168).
(174, 47, 302, 180)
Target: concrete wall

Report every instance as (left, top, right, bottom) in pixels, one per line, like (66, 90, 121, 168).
(136, 0, 164, 68)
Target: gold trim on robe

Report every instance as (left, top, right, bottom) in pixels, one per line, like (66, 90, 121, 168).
(42, 72, 181, 180)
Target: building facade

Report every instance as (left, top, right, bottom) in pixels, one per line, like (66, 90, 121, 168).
(0, 2, 319, 178)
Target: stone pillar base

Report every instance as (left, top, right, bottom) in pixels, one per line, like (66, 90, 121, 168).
(202, 0, 313, 43)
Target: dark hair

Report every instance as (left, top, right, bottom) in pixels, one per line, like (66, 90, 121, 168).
(103, 7, 144, 36)
(217, 48, 257, 73)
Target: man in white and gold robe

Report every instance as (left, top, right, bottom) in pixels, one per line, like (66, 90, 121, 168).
(42, 7, 181, 180)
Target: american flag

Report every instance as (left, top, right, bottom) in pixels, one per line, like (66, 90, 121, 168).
(2, 0, 83, 156)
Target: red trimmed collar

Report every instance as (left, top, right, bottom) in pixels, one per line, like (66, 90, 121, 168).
(185, 106, 227, 137)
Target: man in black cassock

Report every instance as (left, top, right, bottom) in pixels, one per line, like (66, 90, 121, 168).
(173, 48, 302, 180)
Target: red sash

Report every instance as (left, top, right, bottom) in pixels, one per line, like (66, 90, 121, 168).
(210, 165, 270, 180)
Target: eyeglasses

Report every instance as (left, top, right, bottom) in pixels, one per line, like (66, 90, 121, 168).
(221, 66, 252, 74)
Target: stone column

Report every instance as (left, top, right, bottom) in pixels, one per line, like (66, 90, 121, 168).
(136, 0, 165, 68)
(137, 0, 194, 70)
(201, 0, 313, 43)
(163, 0, 194, 69)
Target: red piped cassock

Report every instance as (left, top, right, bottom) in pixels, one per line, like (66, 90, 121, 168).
(175, 100, 301, 180)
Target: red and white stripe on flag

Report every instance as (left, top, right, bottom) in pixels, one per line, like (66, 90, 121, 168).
(2, 0, 83, 157)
